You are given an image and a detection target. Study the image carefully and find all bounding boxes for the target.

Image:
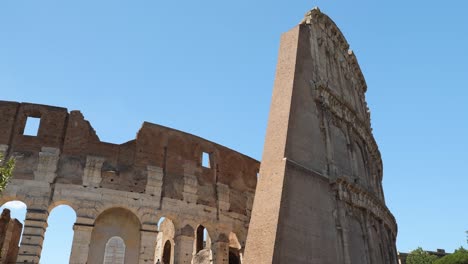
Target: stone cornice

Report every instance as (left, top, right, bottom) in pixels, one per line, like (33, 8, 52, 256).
(301, 7, 368, 94)
(333, 178, 397, 236)
(314, 84, 383, 176)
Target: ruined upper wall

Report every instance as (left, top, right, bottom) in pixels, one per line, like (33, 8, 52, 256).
(0, 100, 258, 215)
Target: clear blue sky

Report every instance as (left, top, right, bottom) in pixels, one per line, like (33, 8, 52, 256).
(1, 0, 467, 263)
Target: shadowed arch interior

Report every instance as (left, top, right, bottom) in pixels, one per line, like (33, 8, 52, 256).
(162, 240, 171, 264)
(88, 207, 141, 264)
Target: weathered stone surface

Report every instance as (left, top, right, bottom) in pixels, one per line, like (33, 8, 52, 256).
(0, 8, 398, 264)
(244, 8, 397, 264)
(0, 98, 258, 263)
(0, 209, 23, 264)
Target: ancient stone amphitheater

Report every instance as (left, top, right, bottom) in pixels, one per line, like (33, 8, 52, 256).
(0, 8, 398, 264)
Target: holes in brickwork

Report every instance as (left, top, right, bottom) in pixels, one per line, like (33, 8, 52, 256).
(23, 116, 41, 136)
(202, 152, 211, 168)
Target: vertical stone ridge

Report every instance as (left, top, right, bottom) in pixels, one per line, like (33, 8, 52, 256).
(244, 26, 301, 264)
(244, 8, 397, 264)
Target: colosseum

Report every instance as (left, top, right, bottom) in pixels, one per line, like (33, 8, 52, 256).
(0, 8, 397, 264)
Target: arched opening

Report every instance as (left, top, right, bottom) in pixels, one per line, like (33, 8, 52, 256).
(193, 225, 212, 264)
(155, 217, 174, 264)
(41, 205, 76, 263)
(229, 250, 241, 264)
(88, 207, 141, 264)
(103, 236, 126, 264)
(196, 225, 204, 253)
(0, 200, 25, 263)
(229, 232, 242, 264)
(195, 225, 210, 253)
(162, 240, 171, 264)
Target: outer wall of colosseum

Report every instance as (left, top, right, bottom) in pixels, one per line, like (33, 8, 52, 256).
(0, 8, 399, 264)
(0, 100, 259, 264)
(244, 9, 398, 264)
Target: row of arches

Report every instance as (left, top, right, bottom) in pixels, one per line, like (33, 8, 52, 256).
(0, 200, 244, 264)
(0, 200, 76, 264)
(155, 217, 242, 264)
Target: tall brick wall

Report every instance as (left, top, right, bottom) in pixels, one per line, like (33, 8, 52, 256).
(244, 8, 397, 264)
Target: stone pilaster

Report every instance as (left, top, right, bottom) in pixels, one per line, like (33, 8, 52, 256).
(16, 208, 49, 264)
(173, 224, 195, 264)
(216, 183, 230, 212)
(211, 233, 229, 264)
(182, 175, 198, 204)
(82, 156, 105, 187)
(173, 235, 194, 264)
(69, 220, 93, 264)
(34, 147, 60, 183)
(146, 166, 164, 198)
(139, 224, 158, 264)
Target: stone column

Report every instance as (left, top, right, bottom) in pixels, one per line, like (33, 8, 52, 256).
(69, 218, 94, 264)
(139, 224, 158, 264)
(16, 208, 49, 264)
(173, 224, 195, 264)
(211, 233, 229, 264)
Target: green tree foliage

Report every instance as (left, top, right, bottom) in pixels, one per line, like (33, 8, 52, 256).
(407, 247, 438, 264)
(434, 247, 468, 264)
(0, 153, 15, 192)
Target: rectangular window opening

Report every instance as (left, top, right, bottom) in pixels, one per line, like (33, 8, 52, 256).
(202, 152, 210, 168)
(24, 117, 41, 136)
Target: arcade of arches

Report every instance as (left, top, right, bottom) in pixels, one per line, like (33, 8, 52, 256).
(0, 100, 257, 264)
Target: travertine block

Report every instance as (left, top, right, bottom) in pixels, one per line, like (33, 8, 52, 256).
(83, 156, 105, 187)
(183, 174, 198, 203)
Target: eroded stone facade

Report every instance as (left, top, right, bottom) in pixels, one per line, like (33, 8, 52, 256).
(244, 8, 398, 264)
(0, 8, 398, 264)
(0, 101, 258, 264)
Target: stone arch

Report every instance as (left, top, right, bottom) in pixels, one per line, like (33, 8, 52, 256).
(0, 195, 30, 209)
(137, 206, 158, 226)
(103, 236, 125, 264)
(47, 199, 78, 213)
(155, 217, 175, 264)
(92, 203, 141, 225)
(88, 207, 141, 264)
